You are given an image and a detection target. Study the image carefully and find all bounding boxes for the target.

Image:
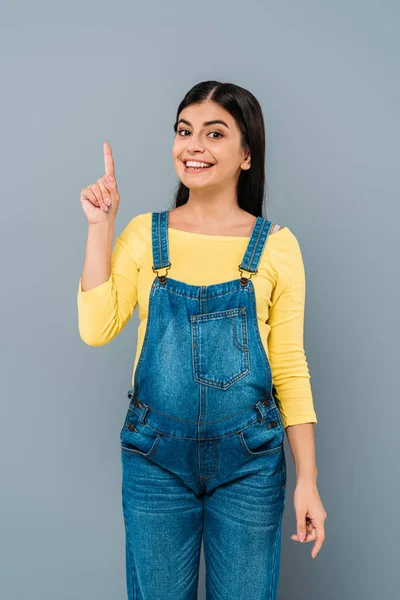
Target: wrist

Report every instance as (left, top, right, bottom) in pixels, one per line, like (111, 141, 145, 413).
(88, 221, 114, 242)
(296, 468, 318, 485)
(88, 221, 114, 231)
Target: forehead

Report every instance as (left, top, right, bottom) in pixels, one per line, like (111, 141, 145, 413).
(178, 101, 234, 127)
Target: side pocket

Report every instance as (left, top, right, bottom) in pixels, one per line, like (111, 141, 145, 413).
(120, 409, 162, 458)
(239, 414, 284, 458)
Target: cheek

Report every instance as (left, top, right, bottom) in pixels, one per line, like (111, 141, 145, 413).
(214, 156, 236, 173)
(171, 139, 182, 157)
(213, 145, 238, 165)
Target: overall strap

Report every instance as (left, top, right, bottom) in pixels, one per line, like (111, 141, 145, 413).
(238, 216, 273, 285)
(151, 211, 171, 283)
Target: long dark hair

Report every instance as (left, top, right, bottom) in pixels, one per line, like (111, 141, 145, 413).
(171, 80, 268, 218)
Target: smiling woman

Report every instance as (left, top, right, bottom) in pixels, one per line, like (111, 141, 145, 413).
(171, 88, 259, 212)
(78, 80, 325, 600)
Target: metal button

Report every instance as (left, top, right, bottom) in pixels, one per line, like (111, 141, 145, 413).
(262, 399, 270, 407)
(127, 424, 138, 432)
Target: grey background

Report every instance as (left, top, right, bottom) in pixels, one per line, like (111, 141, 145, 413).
(1, 1, 399, 598)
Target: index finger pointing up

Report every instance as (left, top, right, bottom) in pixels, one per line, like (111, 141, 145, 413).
(103, 141, 115, 178)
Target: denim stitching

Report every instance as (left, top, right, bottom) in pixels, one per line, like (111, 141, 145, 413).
(121, 434, 161, 457)
(193, 365, 250, 389)
(191, 309, 250, 389)
(157, 212, 162, 267)
(134, 402, 258, 424)
(156, 285, 251, 299)
(200, 439, 219, 480)
(123, 518, 136, 599)
(239, 434, 284, 457)
(269, 509, 284, 600)
(231, 309, 249, 352)
(146, 416, 263, 440)
(246, 218, 265, 271)
(132, 282, 157, 386)
(193, 307, 245, 321)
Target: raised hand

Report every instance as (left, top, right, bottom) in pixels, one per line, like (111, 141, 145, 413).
(80, 141, 120, 225)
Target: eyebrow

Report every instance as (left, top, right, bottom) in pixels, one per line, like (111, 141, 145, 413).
(177, 118, 230, 129)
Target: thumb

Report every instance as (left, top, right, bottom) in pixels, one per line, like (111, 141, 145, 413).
(296, 515, 307, 542)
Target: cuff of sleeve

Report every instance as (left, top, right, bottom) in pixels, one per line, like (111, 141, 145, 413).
(77, 274, 112, 302)
(283, 417, 318, 428)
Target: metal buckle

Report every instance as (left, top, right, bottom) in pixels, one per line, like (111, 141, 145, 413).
(238, 265, 257, 287)
(152, 264, 171, 284)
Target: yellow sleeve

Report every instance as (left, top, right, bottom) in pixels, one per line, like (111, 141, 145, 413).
(77, 221, 139, 346)
(267, 229, 317, 428)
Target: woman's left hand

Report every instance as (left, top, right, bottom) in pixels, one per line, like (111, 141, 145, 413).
(291, 479, 327, 559)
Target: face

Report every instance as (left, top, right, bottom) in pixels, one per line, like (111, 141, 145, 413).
(172, 101, 251, 190)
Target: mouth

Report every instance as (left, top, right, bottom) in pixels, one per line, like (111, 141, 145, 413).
(182, 160, 215, 174)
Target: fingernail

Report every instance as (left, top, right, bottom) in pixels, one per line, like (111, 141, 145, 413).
(298, 532, 305, 542)
(105, 197, 111, 206)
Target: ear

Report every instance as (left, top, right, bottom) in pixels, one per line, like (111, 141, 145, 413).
(241, 153, 251, 170)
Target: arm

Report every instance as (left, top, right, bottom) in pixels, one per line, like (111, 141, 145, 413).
(267, 228, 317, 431)
(77, 222, 139, 346)
(267, 229, 317, 477)
(81, 222, 114, 292)
(267, 228, 326, 558)
(286, 423, 317, 483)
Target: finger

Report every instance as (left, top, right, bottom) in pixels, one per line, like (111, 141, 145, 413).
(311, 522, 325, 559)
(103, 141, 115, 178)
(296, 514, 308, 543)
(97, 176, 113, 210)
(306, 519, 314, 533)
(102, 173, 120, 203)
(291, 529, 316, 542)
(291, 514, 318, 542)
(80, 186, 100, 208)
(88, 183, 104, 207)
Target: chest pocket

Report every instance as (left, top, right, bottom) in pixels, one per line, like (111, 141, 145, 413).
(190, 307, 250, 390)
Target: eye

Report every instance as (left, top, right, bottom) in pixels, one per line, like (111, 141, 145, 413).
(176, 129, 223, 140)
(208, 131, 223, 139)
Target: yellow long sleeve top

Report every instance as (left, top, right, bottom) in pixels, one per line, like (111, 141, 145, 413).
(77, 211, 317, 429)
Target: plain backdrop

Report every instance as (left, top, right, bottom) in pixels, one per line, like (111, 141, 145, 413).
(1, 1, 399, 598)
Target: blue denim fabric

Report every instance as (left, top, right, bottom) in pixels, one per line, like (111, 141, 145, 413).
(120, 211, 287, 600)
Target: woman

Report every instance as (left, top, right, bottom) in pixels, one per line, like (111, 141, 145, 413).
(77, 80, 327, 599)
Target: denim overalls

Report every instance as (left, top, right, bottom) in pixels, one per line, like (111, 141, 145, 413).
(120, 211, 287, 600)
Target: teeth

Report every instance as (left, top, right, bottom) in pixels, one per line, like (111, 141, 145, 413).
(185, 161, 213, 168)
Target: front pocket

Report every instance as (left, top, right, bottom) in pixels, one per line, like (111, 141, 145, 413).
(239, 415, 284, 457)
(190, 307, 250, 389)
(120, 409, 162, 458)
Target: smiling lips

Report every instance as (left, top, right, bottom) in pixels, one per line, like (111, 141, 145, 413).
(183, 160, 215, 173)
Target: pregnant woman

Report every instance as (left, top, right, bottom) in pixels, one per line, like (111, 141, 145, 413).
(77, 80, 327, 600)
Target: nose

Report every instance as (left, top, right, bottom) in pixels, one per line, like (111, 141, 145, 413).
(186, 132, 205, 154)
